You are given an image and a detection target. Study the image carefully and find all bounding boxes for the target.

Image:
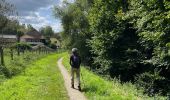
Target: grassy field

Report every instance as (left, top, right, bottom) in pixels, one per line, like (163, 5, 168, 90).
(62, 52, 166, 100)
(0, 52, 69, 100)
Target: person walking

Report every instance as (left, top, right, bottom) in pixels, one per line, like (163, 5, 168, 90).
(70, 48, 81, 91)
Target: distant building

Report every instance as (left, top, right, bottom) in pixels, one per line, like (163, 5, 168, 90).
(21, 29, 45, 46)
(0, 34, 17, 44)
(50, 38, 61, 48)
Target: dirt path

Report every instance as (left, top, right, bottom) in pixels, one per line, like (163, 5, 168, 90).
(57, 58, 87, 100)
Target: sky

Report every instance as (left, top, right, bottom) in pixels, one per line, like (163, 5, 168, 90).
(7, 0, 74, 33)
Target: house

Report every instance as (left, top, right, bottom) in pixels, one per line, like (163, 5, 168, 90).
(50, 38, 61, 47)
(0, 35, 17, 46)
(20, 29, 45, 46)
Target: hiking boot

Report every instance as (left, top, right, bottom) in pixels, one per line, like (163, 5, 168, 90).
(78, 86, 81, 91)
(71, 84, 74, 88)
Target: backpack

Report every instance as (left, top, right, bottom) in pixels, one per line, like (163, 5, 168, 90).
(71, 55, 80, 68)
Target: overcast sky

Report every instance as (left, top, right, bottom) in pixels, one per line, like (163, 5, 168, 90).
(7, 0, 73, 32)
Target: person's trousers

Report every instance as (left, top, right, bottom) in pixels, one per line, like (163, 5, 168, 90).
(71, 67, 80, 86)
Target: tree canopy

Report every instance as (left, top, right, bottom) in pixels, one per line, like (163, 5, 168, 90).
(0, 0, 14, 30)
(39, 26, 54, 38)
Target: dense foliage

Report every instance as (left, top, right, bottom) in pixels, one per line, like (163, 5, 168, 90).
(62, 52, 167, 99)
(0, 0, 14, 29)
(13, 42, 32, 51)
(53, 0, 92, 62)
(54, 0, 170, 96)
(39, 26, 54, 38)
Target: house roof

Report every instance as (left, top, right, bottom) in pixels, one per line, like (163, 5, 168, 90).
(21, 29, 44, 39)
(0, 35, 17, 45)
(0, 35, 17, 39)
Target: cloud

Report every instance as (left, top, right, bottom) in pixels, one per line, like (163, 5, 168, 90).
(8, 0, 58, 16)
(6, 0, 75, 32)
(18, 11, 63, 32)
(7, 0, 64, 32)
(19, 12, 47, 24)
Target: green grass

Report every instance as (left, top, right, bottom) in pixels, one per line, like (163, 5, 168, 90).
(1, 49, 49, 78)
(0, 52, 69, 100)
(62, 52, 166, 100)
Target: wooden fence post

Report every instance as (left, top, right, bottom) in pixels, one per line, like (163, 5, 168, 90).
(10, 48, 14, 60)
(0, 46, 4, 66)
(17, 47, 20, 56)
(39, 48, 41, 54)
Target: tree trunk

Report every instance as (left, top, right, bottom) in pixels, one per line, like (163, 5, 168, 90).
(122, 0, 128, 13)
(158, 0, 165, 11)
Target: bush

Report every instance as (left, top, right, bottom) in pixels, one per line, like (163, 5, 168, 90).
(13, 42, 31, 51)
(49, 43, 57, 49)
(8, 59, 25, 76)
(0, 65, 10, 78)
(134, 71, 169, 96)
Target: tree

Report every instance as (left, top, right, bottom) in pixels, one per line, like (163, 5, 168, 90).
(121, 0, 128, 12)
(39, 26, 54, 38)
(0, 0, 14, 30)
(88, 0, 170, 95)
(0, 0, 14, 67)
(3, 20, 19, 35)
(87, 0, 141, 79)
(27, 24, 34, 32)
(53, 0, 92, 62)
(54, 0, 170, 96)
(53, 32, 62, 41)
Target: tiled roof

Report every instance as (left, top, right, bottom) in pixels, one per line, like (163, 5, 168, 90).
(23, 29, 44, 39)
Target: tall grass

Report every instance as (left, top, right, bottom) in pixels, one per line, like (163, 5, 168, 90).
(1, 49, 48, 78)
(0, 52, 69, 100)
(62, 52, 166, 100)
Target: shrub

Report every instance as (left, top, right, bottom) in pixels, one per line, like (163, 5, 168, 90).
(13, 42, 31, 51)
(134, 70, 169, 96)
(0, 65, 10, 78)
(49, 43, 57, 49)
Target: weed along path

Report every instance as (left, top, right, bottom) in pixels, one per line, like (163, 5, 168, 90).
(57, 58, 87, 100)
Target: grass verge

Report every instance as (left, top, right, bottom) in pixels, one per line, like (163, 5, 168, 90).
(62, 52, 166, 100)
(4, 50, 47, 77)
(0, 52, 69, 100)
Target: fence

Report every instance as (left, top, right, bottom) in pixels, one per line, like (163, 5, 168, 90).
(0, 39, 55, 66)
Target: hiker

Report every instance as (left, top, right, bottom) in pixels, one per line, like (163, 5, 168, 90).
(70, 48, 81, 91)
